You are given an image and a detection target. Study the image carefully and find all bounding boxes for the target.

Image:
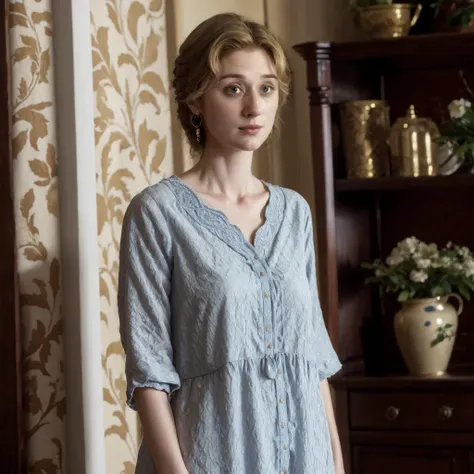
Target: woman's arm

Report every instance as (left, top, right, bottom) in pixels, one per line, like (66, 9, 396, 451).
(135, 388, 189, 474)
(320, 379, 345, 474)
(118, 194, 186, 471)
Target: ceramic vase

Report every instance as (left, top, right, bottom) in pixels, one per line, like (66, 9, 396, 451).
(393, 294, 463, 376)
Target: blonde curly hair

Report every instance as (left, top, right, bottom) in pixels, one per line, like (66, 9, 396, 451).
(172, 13, 291, 156)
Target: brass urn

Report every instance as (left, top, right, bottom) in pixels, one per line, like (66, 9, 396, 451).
(339, 100, 391, 179)
(357, 4, 422, 38)
(389, 105, 440, 177)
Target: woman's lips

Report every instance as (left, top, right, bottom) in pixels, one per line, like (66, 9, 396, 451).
(239, 125, 262, 135)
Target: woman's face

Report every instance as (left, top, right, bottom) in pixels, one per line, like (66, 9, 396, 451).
(198, 47, 280, 153)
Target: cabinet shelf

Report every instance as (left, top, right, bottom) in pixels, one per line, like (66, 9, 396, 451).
(295, 31, 474, 66)
(335, 174, 474, 192)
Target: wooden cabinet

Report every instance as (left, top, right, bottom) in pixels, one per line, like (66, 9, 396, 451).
(294, 32, 474, 474)
(333, 374, 474, 474)
(353, 446, 471, 474)
(334, 376, 474, 473)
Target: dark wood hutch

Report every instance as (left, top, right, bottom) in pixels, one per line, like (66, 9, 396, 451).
(295, 32, 474, 474)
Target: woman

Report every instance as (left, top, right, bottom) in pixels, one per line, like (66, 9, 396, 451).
(118, 12, 345, 474)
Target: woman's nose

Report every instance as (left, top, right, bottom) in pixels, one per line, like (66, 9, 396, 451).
(243, 90, 262, 118)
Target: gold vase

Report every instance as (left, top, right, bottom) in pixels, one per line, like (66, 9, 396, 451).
(357, 4, 422, 38)
(339, 100, 390, 179)
(389, 105, 439, 177)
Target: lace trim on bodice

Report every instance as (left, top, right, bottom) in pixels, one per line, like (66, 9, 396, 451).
(164, 175, 284, 258)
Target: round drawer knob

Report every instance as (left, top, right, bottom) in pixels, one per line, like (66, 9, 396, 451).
(438, 405, 454, 420)
(385, 405, 400, 421)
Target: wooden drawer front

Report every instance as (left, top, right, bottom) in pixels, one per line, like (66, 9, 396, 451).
(352, 446, 471, 474)
(350, 391, 474, 431)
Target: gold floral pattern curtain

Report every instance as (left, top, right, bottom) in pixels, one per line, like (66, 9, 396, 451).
(9, 0, 174, 471)
(91, 0, 174, 472)
(9, 1, 65, 472)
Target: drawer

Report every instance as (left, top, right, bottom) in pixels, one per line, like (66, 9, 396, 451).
(350, 391, 474, 431)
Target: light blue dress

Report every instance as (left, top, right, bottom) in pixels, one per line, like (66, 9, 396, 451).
(118, 175, 342, 474)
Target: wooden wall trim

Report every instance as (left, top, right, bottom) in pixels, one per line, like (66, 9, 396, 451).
(52, 0, 106, 471)
(0, 0, 23, 472)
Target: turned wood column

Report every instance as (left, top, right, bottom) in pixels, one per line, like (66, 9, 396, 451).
(294, 42, 339, 349)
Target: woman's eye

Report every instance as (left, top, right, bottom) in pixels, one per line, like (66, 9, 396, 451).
(225, 85, 241, 95)
(261, 84, 276, 95)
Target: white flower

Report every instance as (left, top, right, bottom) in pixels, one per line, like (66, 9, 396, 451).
(427, 243, 438, 253)
(458, 246, 470, 258)
(440, 256, 451, 267)
(448, 98, 472, 119)
(413, 251, 422, 260)
(397, 236, 420, 257)
(386, 250, 404, 266)
(410, 270, 428, 283)
(417, 258, 431, 269)
(465, 261, 474, 277)
(386, 255, 404, 266)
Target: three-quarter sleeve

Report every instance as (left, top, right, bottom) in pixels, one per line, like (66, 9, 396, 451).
(118, 191, 181, 410)
(303, 202, 342, 380)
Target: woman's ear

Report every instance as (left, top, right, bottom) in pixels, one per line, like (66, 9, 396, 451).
(188, 101, 200, 116)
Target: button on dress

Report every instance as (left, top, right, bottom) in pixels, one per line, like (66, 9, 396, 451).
(118, 175, 342, 474)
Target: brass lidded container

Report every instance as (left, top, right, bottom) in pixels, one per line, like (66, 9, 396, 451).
(339, 100, 391, 179)
(357, 4, 423, 39)
(389, 105, 439, 177)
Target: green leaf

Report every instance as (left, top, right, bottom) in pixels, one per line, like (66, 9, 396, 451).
(447, 6, 474, 27)
(464, 279, 474, 291)
(459, 286, 470, 300)
(442, 280, 452, 294)
(390, 275, 404, 287)
(398, 290, 411, 302)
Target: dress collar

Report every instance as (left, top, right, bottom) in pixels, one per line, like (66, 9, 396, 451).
(164, 175, 283, 258)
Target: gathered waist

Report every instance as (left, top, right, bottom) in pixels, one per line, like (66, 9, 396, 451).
(178, 352, 324, 384)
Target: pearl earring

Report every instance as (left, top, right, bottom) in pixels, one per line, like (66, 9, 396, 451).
(191, 114, 203, 143)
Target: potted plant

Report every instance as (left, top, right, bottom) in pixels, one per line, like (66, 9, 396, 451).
(362, 237, 474, 375)
(352, 0, 423, 38)
(437, 96, 474, 173)
(433, 0, 474, 31)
